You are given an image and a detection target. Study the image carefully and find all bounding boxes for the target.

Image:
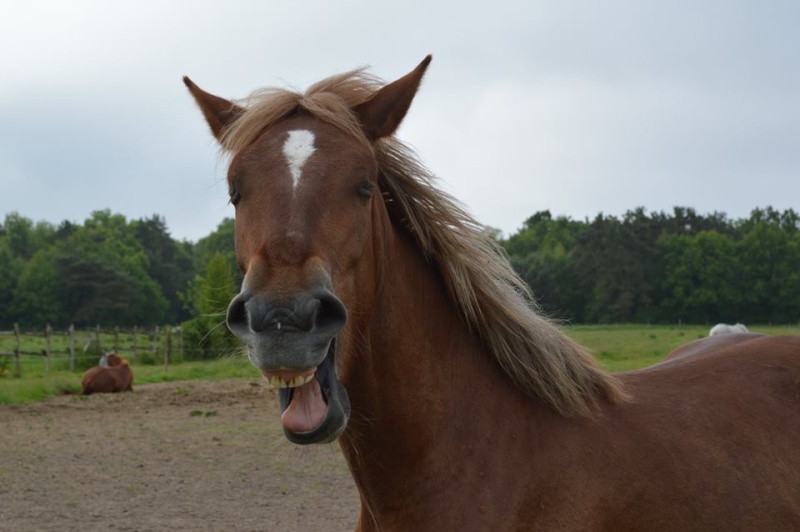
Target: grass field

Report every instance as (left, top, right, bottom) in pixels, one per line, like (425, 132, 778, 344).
(2, 324, 798, 404)
(0, 356, 253, 404)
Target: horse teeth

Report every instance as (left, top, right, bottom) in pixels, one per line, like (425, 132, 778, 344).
(266, 372, 315, 389)
(267, 375, 286, 388)
(291, 373, 316, 387)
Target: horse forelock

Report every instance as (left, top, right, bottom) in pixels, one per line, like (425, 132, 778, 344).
(219, 68, 381, 156)
(218, 66, 626, 417)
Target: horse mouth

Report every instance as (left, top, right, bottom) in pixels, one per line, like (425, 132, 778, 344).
(264, 340, 350, 444)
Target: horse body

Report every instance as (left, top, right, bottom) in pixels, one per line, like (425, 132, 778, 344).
(342, 226, 800, 530)
(185, 58, 800, 530)
(614, 338, 800, 528)
(81, 353, 133, 395)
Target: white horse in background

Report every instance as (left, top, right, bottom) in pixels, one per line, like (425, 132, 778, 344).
(709, 323, 749, 336)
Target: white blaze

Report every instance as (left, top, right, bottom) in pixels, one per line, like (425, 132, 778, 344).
(282, 130, 316, 189)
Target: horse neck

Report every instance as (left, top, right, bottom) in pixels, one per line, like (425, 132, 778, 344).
(338, 226, 544, 522)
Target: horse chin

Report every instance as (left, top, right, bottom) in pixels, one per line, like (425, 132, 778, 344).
(278, 341, 350, 445)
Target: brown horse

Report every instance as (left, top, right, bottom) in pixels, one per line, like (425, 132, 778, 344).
(81, 353, 133, 395)
(662, 331, 767, 362)
(185, 57, 800, 530)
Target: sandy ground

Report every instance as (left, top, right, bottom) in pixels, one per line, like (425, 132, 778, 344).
(0, 379, 360, 531)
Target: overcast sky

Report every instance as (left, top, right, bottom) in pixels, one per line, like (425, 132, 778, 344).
(1, 1, 798, 242)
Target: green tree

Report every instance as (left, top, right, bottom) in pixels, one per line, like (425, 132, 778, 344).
(658, 230, 739, 323)
(193, 218, 239, 282)
(181, 252, 240, 359)
(14, 211, 169, 327)
(2, 214, 59, 326)
(0, 238, 23, 327)
(3, 212, 37, 260)
(132, 215, 194, 323)
(574, 210, 660, 323)
(736, 221, 800, 323)
(505, 211, 588, 320)
(1, 212, 56, 259)
(12, 247, 66, 325)
(61, 212, 167, 326)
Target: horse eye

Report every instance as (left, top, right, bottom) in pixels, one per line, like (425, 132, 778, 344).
(357, 181, 374, 198)
(230, 189, 241, 206)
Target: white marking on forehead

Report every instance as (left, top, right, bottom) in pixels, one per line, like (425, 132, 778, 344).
(282, 130, 316, 190)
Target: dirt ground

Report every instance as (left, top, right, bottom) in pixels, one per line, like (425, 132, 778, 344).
(0, 379, 360, 531)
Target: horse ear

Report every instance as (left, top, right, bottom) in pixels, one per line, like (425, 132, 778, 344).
(354, 55, 432, 140)
(183, 76, 245, 142)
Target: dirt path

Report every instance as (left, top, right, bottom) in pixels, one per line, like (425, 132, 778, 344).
(0, 379, 359, 531)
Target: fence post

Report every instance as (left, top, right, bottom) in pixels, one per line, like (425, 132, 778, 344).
(13, 323, 21, 376)
(132, 326, 138, 363)
(178, 327, 184, 362)
(44, 323, 52, 373)
(68, 324, 76, 371)
(94, 325, 101, 354)
(152, 326, 159, 360)
(164, 327, 171, 371)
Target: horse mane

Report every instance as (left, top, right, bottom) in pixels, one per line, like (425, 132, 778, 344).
(219, 68, 627, 417)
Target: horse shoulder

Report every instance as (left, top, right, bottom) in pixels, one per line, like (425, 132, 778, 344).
(81, 367, 109, 394)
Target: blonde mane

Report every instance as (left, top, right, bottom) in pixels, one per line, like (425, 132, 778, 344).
(219, 68, 627, 417)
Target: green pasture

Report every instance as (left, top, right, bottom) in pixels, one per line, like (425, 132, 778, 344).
(570, 323, 800, 371)
(0, 324, 228, 385)
(2, 324, 799, 405)
(0, 356, 254, 404)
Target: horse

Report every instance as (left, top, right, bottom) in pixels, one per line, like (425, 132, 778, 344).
(184, 56, 800, 530)
(709, 322, 749, 336)
(81, 353, 134, 395)
(662, 331, 766, 362)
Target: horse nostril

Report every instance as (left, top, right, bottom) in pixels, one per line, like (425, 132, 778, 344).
(314, 291, 348, 335)
(226, 294, 248, 332)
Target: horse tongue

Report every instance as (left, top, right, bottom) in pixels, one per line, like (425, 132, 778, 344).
(281, 377, 327, 433)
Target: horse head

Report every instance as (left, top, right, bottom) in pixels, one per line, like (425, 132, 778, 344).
(105, 353, 127, 367)
(185, 57, 431, 444)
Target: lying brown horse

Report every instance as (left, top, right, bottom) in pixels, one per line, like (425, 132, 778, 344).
(81, 353, 133, 395)
(185, 57, 800, 530)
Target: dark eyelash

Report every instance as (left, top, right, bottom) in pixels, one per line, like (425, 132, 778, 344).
(230, 189, 241, 206)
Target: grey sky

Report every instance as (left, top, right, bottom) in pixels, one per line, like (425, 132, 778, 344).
(1, 1, 798, 241)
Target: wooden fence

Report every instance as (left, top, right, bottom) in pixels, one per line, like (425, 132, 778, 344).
(0, 324, 184, 374)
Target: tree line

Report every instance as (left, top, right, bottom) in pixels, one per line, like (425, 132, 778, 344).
(0, 211, 239, 357)
(2, 205, 798, 338)
(504, 206, 800, 324)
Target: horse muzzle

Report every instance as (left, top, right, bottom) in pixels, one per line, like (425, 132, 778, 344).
(226, 288, 350, 444)
(228, 288, 346, 367)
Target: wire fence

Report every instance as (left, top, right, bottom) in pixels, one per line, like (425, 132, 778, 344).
(0, 324, 185, 375)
